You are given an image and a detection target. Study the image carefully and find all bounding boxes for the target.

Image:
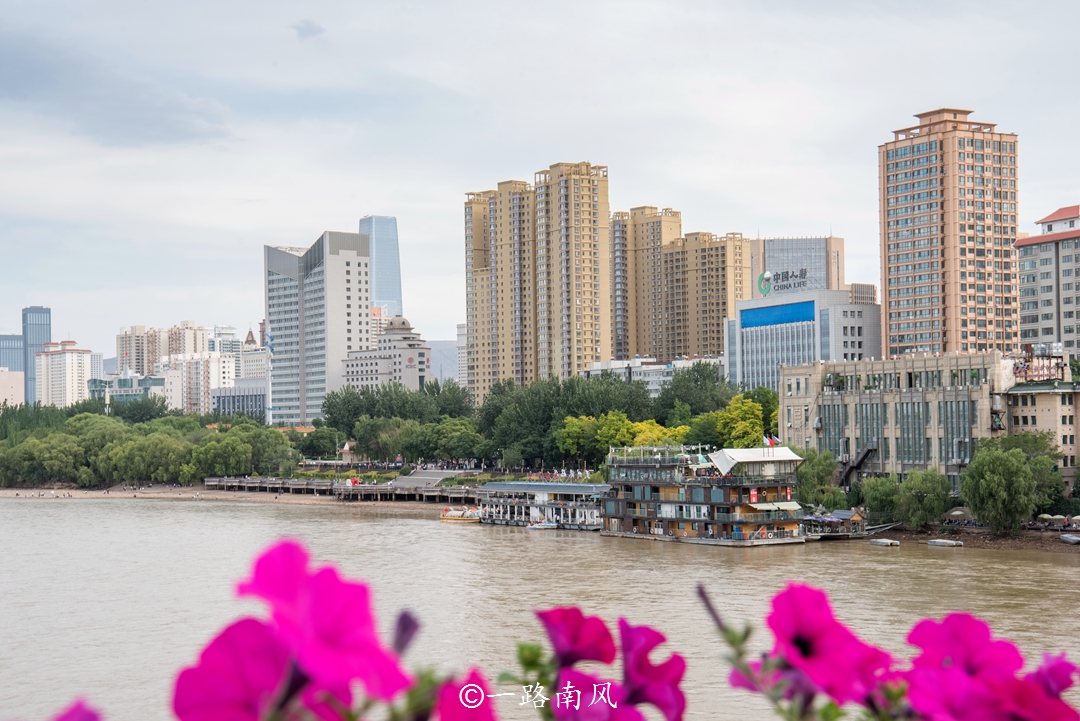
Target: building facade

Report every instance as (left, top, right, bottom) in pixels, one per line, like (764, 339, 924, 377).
(88, 371, 166, 406)
(0, 368, 24, 405)
(35, 340, 91, 408)
(879, 108, 1019, 357)
(22, 306, 51, 405)
(749, 236, 847, 299)
(1015, 205, 1080, 347)
(265, 231, 372, 424)
(1006, 356, 1079, 490)
(156, 352, 236, 415)
(116, 326, 169, 375)
(778, 351, 1014, 490)
(0, 335, 24, 375)
(726, 288, 882, 392)
(211, 377, 268, 422)
(342, 317, 430, 391)
(456, 323, 467, 385)
(465, 161, 611, 402)
(361, 215, 403, 318)
(584, 356, 726, 398)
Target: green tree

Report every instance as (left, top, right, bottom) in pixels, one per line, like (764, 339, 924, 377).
(111, 395, 171, 424)
(595, 411, 636, 450)
(423, 378, 474, 418)
(820, 486, 847, 511)
(299, 427, 342, 459)
(897, 468, 951, 529)
(794, 448, 838, 506)
(861, 474, 900, 519)
(322, 385, 367, 434)
(652, 363, 736, 422)
(683, 411, 724, 449)
(962, 446, 1038, 533)
(745, 386, 779, 437)
(666, 400, 692, 428)
(716, 394, 764, 449)
(977, 432, 1065, 513)
(555, 415, 599, 463)
(191, 435, 253, 478)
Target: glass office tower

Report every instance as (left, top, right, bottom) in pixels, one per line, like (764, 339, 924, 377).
(360, 215, 403, 317)
(22, 306, 51, 404)
(0, 334, 24, 373)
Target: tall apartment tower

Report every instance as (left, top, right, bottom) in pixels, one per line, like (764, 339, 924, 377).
(465, 161, 610, 401)
(611, 206, 752, 362)
(22, 306, 51, 405)
(264, 231, 371, 424)
(117, 326, 169, 375)
(879, 108, 1019, 357)
(360, 215, 403, 317)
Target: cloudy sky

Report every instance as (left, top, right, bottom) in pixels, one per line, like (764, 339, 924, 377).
(1, 0, 1077, 354)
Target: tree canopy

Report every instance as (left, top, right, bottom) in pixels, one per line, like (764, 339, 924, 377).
(962, 445, 1038, 533)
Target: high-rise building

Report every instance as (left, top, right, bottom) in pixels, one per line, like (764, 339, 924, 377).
(361, 215, 403, 317)
(156, 352, 236, 415)
(0, 367, 24, 405)
(465, 162, 611, 402)
(22, 306, 51, 405)
(611, 206, 753, 362)
(35, 340, 91, 408)
(116, 325, 168, 375)
(749, 236, 847, 299)
(89, 353, 103, 380)
(265, 231, 371, 424)
(879, 108, 1019, 357)
(1015, 205, 1080, 346)
(169, 321, 209, 357)
(456, 323, 467, 385)
(0, 334, 23, 375)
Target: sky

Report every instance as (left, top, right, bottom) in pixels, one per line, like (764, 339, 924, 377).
(1, 0, 1077, 355)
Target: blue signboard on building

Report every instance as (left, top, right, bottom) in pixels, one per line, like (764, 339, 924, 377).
(740, 301, 815, 329)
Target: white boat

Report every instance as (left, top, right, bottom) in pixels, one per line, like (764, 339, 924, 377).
(440, 506, 480, 523)
(1060, 534, 1080, 545)
(527, 521, 559, 530)
(927, 538, 963, 547)
(869, 538, 899, 546)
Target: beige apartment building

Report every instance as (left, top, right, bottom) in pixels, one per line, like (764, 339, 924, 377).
(465, 162, 611, 401)
(879, 108, 1019, 358)
(116, 325, 168, 376)
(610, 205, 753, 362)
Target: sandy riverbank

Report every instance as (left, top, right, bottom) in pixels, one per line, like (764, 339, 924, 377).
(873, 528, 1080, 554)
(0, 486, 444, 515)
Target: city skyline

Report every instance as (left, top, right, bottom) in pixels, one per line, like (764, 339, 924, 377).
(1, 2, 1076, 356)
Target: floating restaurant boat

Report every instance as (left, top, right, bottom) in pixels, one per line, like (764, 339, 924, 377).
(1061, 534, 1080, 545)
(869, 538, 900, 547)
(440, 506, 480, 523)
(927, 538, 963, 547)
(478, 482, 608, 530)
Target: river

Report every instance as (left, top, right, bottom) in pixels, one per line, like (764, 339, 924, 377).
(1, 498, 1078, 720)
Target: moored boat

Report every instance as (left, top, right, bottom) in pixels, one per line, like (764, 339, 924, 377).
(527, 521, 558, 530)
(869, 538, 900, 547)
(927, 538, 963, 547)
(440, 506, 480, 523)
(1060, 534, 1080, 545)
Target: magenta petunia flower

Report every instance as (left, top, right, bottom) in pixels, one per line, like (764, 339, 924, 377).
(551, 668, 645, 721)
(905, 666, 1001, 721)
(300, 681, 353, 721)
(1027, 652, 1078, 698)
(995, 677, 1080, 721)
(766, 583, 891, 704)
(237, 539, 412, 700)
(536, 607, 617, 667)
(434, 668, 498, 721)
(173, 618, 291, 721)
(729, 661, 816, 701)
(907, 613, 1023, 681)
(51, 700, 102, 721)
(618, 619, 685, 721)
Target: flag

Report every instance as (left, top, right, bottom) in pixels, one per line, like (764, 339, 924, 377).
(770, 434, 782, 445)
(763, 435, 770, 446)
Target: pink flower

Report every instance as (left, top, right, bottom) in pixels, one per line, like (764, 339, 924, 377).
(173, 618, 291, 721)
(238, 540, 412, 700)
(995, 677, 1080, 721)
(905, 666, 1001, 721)
(434, 668, 498, 721)
(300, 682, 353, 721)
(551, 669, 645, 721)
(729, 661, 815, 700)
(618, 619, 685, 721)
(1027, 653, 1077, 698)
(907, 613, 1023, 681)
(51, 701, 102, 721)
(766, 583, 891, 705)
(536, 607, 617, 668)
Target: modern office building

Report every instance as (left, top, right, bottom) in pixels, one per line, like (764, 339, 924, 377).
(611, 206, 753, 363)
(1015, 205, 1080, 347)
(265, 231, 371, 424)
(361, 215, 403, 317)
(88, 370, 167, 406)
(749, 236, 847, 299)
(879, 108, 1019, 357)
(342, 317, 429, 391)
(725, 288, 881, 392)
(0, 368, 24, 405)
(211, 377, 269, 422)
(779, 351, 1019, 491)
(240, 345, 271, 379)
(35, 340, 91, 408)
(22, 306, 51, 405)
(0, 334, 24, 375)
(584, 356, 726, 398)
(89, 353, 103, 380)
(465, 161, 611, 402)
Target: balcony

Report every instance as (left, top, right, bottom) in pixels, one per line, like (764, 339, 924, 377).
(714, 511, 804, 524)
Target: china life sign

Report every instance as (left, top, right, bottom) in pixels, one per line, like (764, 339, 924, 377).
(758, 268, 810, 296)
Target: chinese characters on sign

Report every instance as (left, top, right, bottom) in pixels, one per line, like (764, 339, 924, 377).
(555, 681, 617, 710)
(461, 682, 618, 711)
(770, 268, 809, 293)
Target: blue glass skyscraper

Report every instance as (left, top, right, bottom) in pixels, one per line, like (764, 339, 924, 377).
(360, 215, 403, 317)
(22, 306, 51, 404)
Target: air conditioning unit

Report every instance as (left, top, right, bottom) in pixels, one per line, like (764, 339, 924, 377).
(787, 422, 793, 428)
(840, 453, 850, 463)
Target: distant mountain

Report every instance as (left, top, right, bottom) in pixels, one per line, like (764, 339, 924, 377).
(426, 341, 459, 383)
